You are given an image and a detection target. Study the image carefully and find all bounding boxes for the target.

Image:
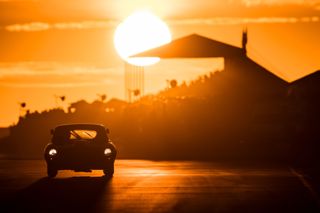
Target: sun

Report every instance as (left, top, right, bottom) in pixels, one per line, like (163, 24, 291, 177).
(114, 10, 172, 66)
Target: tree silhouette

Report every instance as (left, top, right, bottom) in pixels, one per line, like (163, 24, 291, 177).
(133, 89, 140, 97)
(18, 102, 27, 117)
(54, 95, 66, 108)
(97, 94, 107, 102)
(60, 96, 66, 102)
(170, 80, 178, 88)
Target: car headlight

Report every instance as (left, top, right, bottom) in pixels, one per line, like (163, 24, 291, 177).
(48, 148, 57, 156)
(104, 148, 112, 156)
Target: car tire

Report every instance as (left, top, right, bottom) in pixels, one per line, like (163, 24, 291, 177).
(47, 167, 58, 178)
(103, 164, 114, 177)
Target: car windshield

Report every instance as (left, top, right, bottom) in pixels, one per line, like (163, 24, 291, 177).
(69, 129, 97, 140)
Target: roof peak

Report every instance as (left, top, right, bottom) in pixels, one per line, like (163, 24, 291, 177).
(132, 33, 242, 58)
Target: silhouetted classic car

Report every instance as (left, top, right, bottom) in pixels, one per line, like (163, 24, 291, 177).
(44, 124, 117, 178)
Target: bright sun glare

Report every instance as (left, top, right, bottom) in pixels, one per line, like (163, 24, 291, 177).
(114, 10, 172, 66)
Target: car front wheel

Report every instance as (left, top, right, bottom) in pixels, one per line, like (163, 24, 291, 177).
(47, 166, 58, 178)
(103, 164, 114, 177)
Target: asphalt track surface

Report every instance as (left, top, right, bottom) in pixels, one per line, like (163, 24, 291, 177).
(0, 160, 319, 213)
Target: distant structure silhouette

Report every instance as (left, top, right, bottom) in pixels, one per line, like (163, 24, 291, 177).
(289, 70, 320, 100)
(242, 28, 248, 55)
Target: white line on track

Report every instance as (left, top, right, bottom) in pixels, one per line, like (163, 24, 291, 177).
(290, 168, 320, 208)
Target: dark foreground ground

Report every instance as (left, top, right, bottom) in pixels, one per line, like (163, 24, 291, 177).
(0, 160, 320, 213)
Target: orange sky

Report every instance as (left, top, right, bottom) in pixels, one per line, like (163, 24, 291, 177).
(0, 0, 319, 126)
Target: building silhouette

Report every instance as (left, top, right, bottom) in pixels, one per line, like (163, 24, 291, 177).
(134, 31, 288, 103)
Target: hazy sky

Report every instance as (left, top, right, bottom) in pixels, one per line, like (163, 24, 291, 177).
(0, 0, 319, 126)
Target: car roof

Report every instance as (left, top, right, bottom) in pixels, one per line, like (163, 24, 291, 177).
(54, 123, 106, 131)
